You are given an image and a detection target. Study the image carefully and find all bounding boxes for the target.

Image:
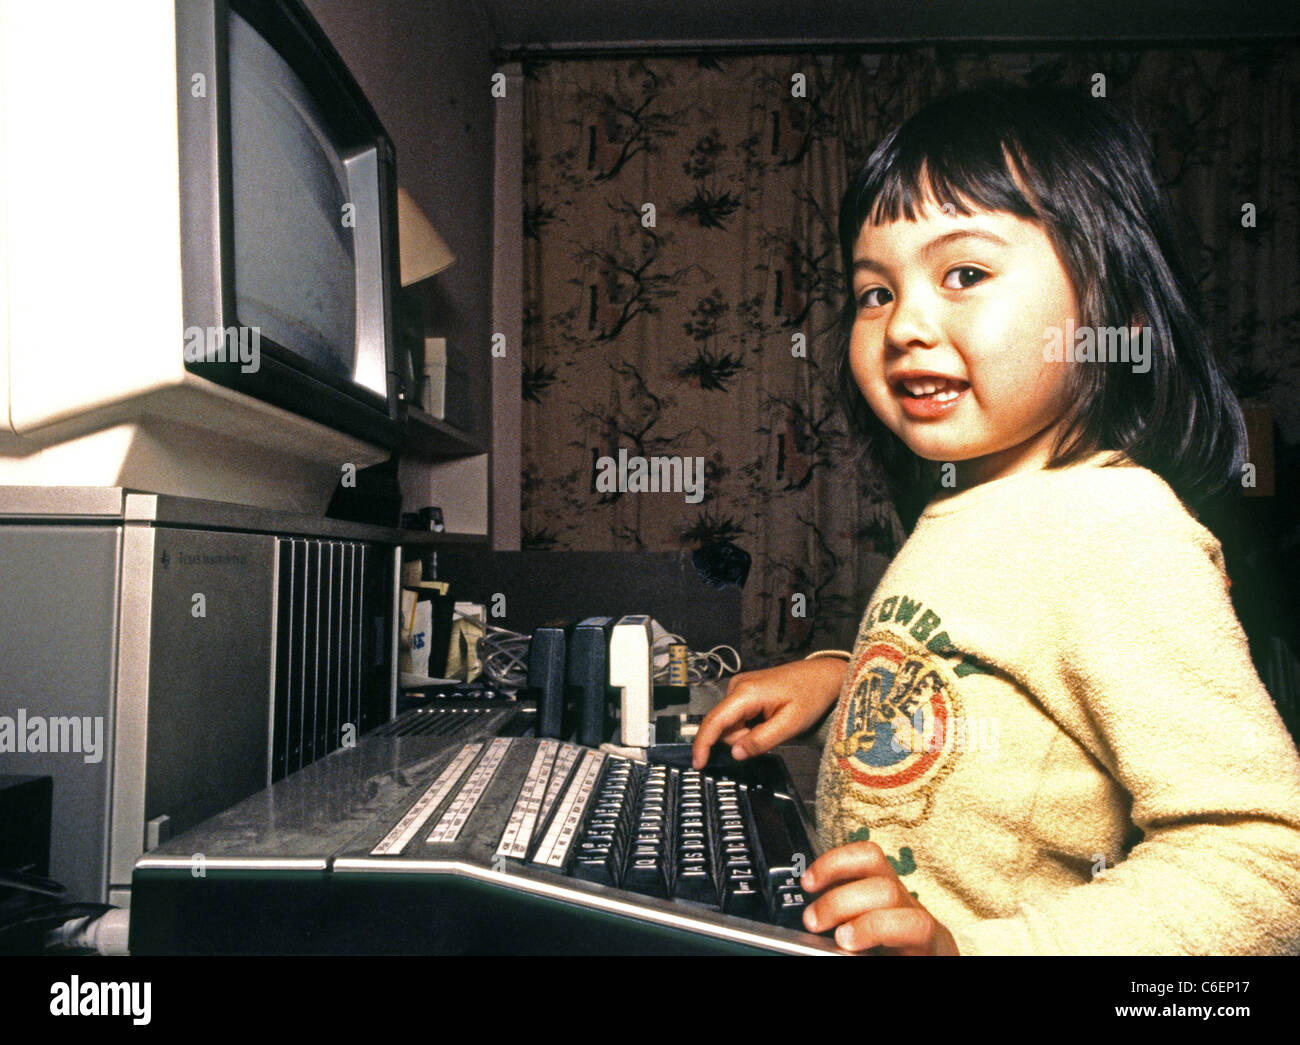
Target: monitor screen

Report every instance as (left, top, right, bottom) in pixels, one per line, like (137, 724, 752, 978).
(227, 8, 375, 390)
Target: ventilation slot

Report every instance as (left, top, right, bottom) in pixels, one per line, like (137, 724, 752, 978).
(272, 538, 370, 781)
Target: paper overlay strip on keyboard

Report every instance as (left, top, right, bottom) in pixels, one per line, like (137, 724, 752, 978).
(370, 743, 482, 856)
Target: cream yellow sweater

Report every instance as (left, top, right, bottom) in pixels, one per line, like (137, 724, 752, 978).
(815, 452, 1300, 955)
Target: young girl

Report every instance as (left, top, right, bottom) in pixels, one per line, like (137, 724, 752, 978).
(692, 82, 1300, 955)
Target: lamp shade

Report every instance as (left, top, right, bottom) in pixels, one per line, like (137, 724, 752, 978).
(396, 185, 455, 286)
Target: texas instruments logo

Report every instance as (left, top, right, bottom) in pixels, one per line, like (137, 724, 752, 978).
(157, 549, 246, 568)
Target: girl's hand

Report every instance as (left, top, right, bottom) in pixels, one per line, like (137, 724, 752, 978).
(690, 658, 847, 770)
(802, 842, 960, 955)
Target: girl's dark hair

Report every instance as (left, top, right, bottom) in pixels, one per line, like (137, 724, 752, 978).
(835, 81, 1247, 534)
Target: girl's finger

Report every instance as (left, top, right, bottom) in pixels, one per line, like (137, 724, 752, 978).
(835, 906, 944, 954)
(718, 724, 751, 746)
(726, 707, 799, 759)
(802, 841, 894, 892)
(691, 695, 765, 767)
(802, 875, 911, 935)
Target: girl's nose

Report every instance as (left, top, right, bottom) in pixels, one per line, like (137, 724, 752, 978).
(884, 291, 942, 353)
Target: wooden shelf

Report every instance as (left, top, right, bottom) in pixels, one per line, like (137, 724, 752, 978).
(399, 530, 490, 547)
(402, 407, 483, 457)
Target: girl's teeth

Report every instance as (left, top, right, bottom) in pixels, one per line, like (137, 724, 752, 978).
(902, 378, 964, 399)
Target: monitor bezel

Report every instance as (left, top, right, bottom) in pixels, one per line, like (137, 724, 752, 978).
(175, 0, 402, 451)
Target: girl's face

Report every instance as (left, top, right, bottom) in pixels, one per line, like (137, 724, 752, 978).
(849, 198, 1079, 487)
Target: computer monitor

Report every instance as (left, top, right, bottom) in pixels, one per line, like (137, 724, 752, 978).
(0, 0, 403, 514)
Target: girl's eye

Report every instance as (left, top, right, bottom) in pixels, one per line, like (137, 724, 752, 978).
(943, 266, 988, 290)
(856, 287, 892, 311)
(856, 267, 987, 310)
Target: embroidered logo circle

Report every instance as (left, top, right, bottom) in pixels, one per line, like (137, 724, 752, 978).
(831, 639, 961, 796)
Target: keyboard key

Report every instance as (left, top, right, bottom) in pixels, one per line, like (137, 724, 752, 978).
(744, 783, 812, 924)
(722, 878, 764, 917)
(573, 855, 617, 886)
(773, 888, 809, 928)
(746, 784, 799, 893)
(674, 866, 717, 905)
(624, 855, 669, 897)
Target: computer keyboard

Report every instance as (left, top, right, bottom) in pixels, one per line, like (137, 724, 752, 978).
(131, 734, 840, 954)
(566, 757, 809, 927)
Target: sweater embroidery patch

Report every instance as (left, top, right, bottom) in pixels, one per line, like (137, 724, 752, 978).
(857, 593, 992, 679)
(829, 634, 964, 827)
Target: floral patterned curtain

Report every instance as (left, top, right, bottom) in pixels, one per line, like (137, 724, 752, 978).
(521, 45, 1300, 668)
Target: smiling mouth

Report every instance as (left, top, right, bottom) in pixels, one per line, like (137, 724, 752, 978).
(893, 376, 970, 402)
